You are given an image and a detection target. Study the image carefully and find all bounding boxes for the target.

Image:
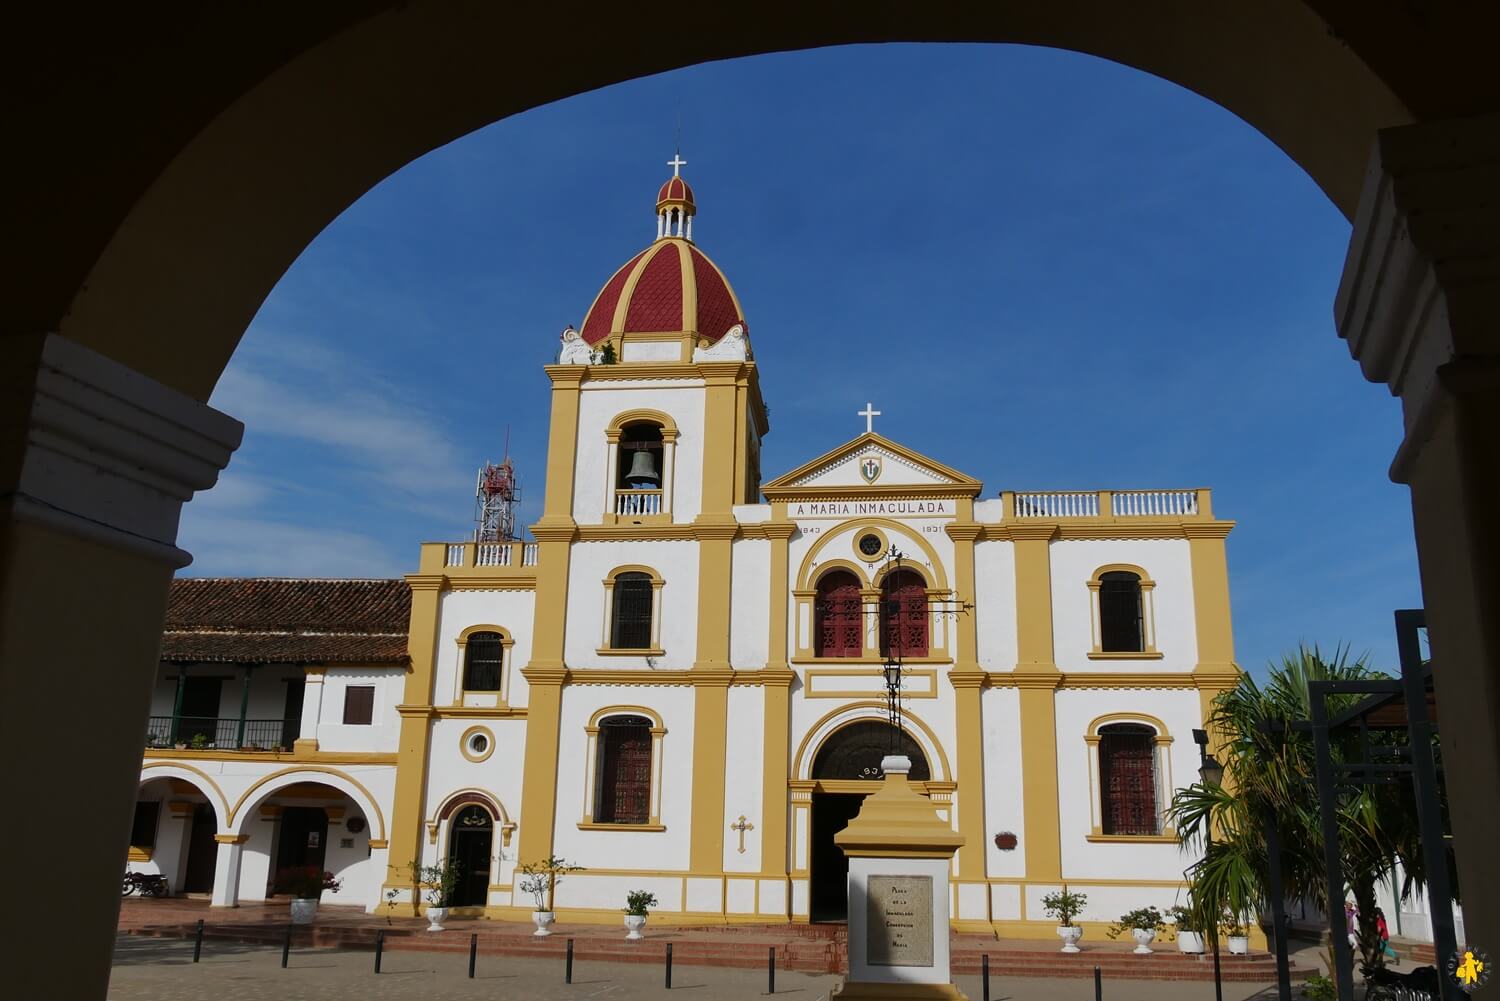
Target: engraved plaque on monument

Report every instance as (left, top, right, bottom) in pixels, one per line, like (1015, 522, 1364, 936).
(866, 874, 935, 967)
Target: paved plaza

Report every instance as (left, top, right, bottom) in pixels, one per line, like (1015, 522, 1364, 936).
(108, 935, 1302, 1001)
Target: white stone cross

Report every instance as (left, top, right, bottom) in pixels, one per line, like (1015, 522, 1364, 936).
(668, 153, 687, 177)
(859, 402, 882, 434)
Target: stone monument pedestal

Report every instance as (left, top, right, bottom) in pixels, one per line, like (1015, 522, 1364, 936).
(832, 755, 968, 1001)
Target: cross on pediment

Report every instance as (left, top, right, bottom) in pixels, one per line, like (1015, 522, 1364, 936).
(858, 402, 881, 434)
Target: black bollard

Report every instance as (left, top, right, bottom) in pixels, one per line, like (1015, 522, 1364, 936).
(768, 946, 776, 995)
(469, 932, 477, 979)
(192, 919, 204, 963)
(566, 938, 574, 984)
(374, 930, 384, 973)
(665, 942, 673, 989)
(982, 953, 990, 1001)
(1094, 964, 1102, 1001)
(281, 925, 292, 968)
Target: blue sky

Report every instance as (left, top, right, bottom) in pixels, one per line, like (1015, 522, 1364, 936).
(179, 43, 1420, 674)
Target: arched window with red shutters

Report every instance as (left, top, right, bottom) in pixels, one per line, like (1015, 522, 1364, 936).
(815, 570, 863, 658)
(1098, 723, 1160, 835)
(879, 568, 929, 658)
(594, 715, 653, 825)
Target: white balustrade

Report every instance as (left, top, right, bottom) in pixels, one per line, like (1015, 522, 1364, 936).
(522, 543, 539, 566)
(476, 543, 512, 567)
(445, 544, 466, 567)
(615, 489, 663, 516)
(1114, 490, 1199, 517)
(1014, 492, 1099, 518)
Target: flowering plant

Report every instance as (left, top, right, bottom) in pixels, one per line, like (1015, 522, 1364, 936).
(275, 865, 341, 899)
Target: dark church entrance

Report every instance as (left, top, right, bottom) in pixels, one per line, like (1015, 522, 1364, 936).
(807, 720, 930, 922)
(448, 806, 494, 907)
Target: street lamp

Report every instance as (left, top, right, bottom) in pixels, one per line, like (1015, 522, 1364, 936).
(1193, 728, 1225, 1001)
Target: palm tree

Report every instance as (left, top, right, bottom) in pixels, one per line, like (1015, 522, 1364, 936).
(1166, 644, 1439, 971)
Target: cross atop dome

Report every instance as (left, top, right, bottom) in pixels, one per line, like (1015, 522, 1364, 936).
(656, 152, 696, 240)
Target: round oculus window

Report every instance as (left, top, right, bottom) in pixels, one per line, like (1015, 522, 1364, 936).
(858, 534, 883, 557)
(467, 733, 490, 755)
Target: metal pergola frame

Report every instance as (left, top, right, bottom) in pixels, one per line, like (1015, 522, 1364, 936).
(1286, 609, 1458, 1001)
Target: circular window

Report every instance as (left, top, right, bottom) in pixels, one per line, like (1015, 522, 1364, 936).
(460, 725, 496, 762)
(858, 534, 883, 557)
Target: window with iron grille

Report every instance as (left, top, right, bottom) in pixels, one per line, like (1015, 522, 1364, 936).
(595, 715, 652, 824)
(130, 801, 159, 849)
(343, 685, 375, 725)
(815, 570, 863, 657)
(879, 569, 929, 658)
(463, 631, 504, 691)
(1099, 723, 1159, 835)
(610, 573, 654, 649)
(1099, 571, 1145, 652)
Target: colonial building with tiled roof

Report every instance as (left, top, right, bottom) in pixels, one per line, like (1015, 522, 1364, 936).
(129, 159, 1244, 942)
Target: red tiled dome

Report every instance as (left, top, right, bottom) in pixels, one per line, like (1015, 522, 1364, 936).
(578, 239, 745, 345)
(656, 176, 695, 211)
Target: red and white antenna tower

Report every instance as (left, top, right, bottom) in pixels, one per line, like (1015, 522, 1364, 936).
(474, 429, 521, 542)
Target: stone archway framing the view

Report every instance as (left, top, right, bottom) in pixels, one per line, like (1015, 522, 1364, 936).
(6, 5, 1499, 997)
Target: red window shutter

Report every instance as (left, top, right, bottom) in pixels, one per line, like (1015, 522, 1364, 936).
(598, 718, 652, 824)
(342, 685, 375, 725)
(1100, 729, 1157, 835)
(815, 572, 863, 658)
(880, 570, 929, 658)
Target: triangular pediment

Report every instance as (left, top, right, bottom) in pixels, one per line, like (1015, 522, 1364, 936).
(762, 433, 982, 498)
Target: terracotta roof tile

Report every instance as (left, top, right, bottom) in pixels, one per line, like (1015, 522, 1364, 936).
(162, 578, 410, 665)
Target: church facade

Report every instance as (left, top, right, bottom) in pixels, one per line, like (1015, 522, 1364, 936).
(130, 164, 1242, 938)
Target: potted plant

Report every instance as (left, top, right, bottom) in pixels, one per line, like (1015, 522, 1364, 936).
(1108, 906, 1167, 955)
(624, 890, 658, 940)
(1222, 911, 1250, 955)
(1041, 885, 1089, 953)
(407, 858, 464, 931)
(518, 855, 583, 936)
(189, 732, 211, 750)
(1169, 904, 1204, 954)
(275, 865, 341, 924)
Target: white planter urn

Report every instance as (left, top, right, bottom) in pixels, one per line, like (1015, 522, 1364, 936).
(1228, 935, 1250, 955)
(426, 906, 449, 932)
(1131, 928, 1156, 954)
(1057, 925, 1083, 953)
(533, 910, 556, 936)
(1177, 931, 1205, 954)
(289, 899, 318, 925)
(624, 914, 648, 940)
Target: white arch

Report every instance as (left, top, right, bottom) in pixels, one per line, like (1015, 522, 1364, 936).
(794, 702, 951, 782)
(226, 766, 387, 840)
(139, 762, 231, 831)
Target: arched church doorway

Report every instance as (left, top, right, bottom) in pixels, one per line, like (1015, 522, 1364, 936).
(808, 721, 930, 922)
(447, 806, 494, 907)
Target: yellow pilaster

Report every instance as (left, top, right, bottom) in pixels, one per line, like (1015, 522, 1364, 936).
(945, 521, 987, 882)
(513, 365, 587, 865)
(1011, 525, 1062, 883)
(515, 667, 567, 866)
(759, 517, 796, 896)
(1185, 522, 1239, 731)
(381, 574, 444, 908)
(689, 671, 733, 873)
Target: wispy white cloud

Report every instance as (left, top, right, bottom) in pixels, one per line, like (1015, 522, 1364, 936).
(178, 512, 404, 578)
(210, 330, 470, 510)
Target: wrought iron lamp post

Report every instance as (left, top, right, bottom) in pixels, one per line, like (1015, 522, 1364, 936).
(1193, 727, 1225, 1001)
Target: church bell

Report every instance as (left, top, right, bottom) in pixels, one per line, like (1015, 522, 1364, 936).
(625, 448, 660, 486)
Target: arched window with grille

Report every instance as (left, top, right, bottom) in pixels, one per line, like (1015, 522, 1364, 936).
(815, 570, 863, 658)
(462, 631, 504, 691)
(594, 715, 653, 825)
(610, 572, 654, 650)
(879, 568, 929, 658)
(1098, 723, 1160, 835)
(1098, 571, 1145, 652)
